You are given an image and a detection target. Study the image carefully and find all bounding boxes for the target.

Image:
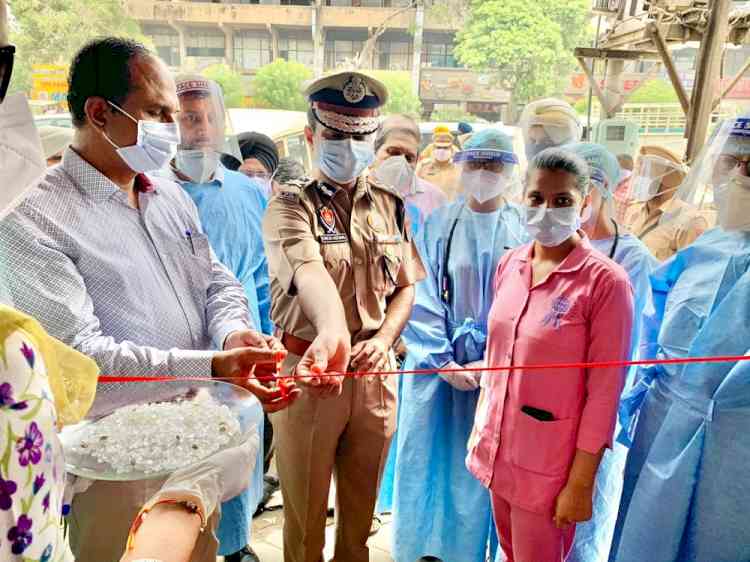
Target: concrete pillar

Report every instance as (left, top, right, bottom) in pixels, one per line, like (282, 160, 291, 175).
(412, 0, 424, 98)
(169, 21, 187, 70)
(313, 0, 325, 77)
(219, 23, 234, 68)
(603, 59, 625, 117)
(268, 24, 280, 61)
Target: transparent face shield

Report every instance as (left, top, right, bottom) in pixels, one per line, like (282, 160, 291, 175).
(454, 149, 519, 204)
(582, 167, 614, 228)
(628, 154, 685, 203)
(175, 80, 227, 183)
(671, 117, 750, 230)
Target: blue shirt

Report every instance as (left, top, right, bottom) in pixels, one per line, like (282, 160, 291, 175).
(176, 165, 273, 335)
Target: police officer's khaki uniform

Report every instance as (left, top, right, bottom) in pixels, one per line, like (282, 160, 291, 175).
(626, 197, 708, 261)
(263, 172, 424, 562)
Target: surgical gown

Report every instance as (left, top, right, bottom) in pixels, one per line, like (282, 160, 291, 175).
(179, 166, 270, 555)
(609, 228, 750, 562)
(391, 201, 528, 562)
(569, 232, 658, 562)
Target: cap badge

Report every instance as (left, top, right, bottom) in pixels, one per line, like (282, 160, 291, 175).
(343, 75, 367, 104)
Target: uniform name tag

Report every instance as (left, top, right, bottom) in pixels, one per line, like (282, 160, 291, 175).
(320, 233, 349, 244)
(374, 233, 402, 244)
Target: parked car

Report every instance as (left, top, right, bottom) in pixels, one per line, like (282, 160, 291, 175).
(226, 109, 311, 172)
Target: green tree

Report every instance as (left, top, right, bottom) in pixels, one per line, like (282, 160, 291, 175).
(429, 105, 477, 123)
(9, 0, 148, 94)
(203, 63, 245, 108)
(252, 59, 312, 112)
(454, 0, 591, 118)
(627, 78, 679, 104)
(367, 70, 422, 117)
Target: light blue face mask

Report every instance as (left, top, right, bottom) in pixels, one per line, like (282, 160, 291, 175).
(316, 137, 375, 184)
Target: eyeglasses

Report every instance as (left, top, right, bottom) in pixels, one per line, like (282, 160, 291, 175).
(717, 154, 750, 176)
(465, 160, 506, 173)
(0, 45, 16, 104)
(241, 170, 271, 182)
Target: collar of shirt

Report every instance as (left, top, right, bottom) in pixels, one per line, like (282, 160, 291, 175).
(514, 233, 594, 275)
(316, 174, 372, 202)
(61, 147, 158, 202)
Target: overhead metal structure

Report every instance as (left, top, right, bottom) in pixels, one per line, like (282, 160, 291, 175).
(576, 0, 750, 161)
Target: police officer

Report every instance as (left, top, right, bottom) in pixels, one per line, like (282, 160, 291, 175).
(262, 71, 425, 562)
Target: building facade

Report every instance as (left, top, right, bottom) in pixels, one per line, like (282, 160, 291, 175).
(124, 0, 510, 120)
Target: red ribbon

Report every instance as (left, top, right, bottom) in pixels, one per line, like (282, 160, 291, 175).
(97, 353, 750, 384)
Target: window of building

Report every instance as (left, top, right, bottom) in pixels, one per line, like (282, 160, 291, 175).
(725, 46, 750, 77)
(186, 29, 225, 58)
(378, 40, 412, 70)
(280, 34, 314, 66)
(143, 26, 181, 67)
(325, 39, 365, 69)
(234, 31, 272, 70)
(422, 37, 460, 68)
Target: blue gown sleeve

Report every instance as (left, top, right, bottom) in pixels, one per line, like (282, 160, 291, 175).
(401, 213, 456, 370)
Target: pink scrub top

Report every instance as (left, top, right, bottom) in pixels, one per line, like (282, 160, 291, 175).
(466, 235, 634, 515)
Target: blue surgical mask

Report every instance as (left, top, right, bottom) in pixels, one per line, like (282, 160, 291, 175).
(316, 138, 374, 184)
(524, 204, 581, 247)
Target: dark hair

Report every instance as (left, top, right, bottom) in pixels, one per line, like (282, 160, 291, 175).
(374, 114, 421, 152)
(306, 107, 317, 132)
(273, 157, 307, 184)
(526, 147, 590, 195)
(67, 37, 151, 128)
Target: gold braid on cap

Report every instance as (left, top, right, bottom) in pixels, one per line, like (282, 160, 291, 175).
(312, 106, 380, 135)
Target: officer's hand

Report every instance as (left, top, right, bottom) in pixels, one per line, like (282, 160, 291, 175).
(295, 331, 350, 398)
(212, 347, 300, 412)
(350, 337, 390, 374)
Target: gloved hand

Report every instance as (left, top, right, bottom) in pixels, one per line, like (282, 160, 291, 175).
(439, 361, 483, 391)
(143, 427, 260, 521)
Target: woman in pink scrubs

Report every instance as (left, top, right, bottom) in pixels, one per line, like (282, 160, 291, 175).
(467, 148, 634, 562)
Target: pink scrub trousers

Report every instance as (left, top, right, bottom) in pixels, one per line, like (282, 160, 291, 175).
(492, 492, 575, 562)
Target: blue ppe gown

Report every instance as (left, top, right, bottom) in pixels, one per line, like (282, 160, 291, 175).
(179, 165, 271, 555)
(609, 228, 750, 562)
(569, 232, 659, 562)
(391, 200, 528, 562)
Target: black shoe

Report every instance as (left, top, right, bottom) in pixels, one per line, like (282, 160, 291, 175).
(224, 545, 260, 562)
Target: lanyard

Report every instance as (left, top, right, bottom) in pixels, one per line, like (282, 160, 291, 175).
(609, 219, 620, 259)
(441, 204, 465, 305)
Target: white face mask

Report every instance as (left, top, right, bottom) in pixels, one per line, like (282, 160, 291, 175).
(103, 101, 180, 173)
(0, 93, 46, 221)
(524, 204, 581, 247)
(715, 174, 750, 232)
(374, 155, 416, 196)
(434, 148, 452, 162)
(175, 149, 219, 184)
(316, 137, 374, 184)
(462, 169, 507, 204)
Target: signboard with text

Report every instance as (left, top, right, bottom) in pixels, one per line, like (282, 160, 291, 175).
(31, 64, 68, 103)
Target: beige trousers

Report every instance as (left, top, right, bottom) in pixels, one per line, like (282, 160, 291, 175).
(69, 478, 219, 562)
(271, 353, 397, 562)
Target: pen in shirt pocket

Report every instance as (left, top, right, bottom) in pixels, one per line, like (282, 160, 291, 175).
(185, 229, 196, 255)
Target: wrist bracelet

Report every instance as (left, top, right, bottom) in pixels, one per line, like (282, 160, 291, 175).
(126, 498, 206, 551)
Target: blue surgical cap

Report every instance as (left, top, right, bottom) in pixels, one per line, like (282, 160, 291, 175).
(564, 142, 620, 196)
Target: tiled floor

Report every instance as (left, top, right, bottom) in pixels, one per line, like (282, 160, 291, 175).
(243, 490, 395, 562)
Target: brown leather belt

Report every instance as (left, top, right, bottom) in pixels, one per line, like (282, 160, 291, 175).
(281, 332, 313, 357)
